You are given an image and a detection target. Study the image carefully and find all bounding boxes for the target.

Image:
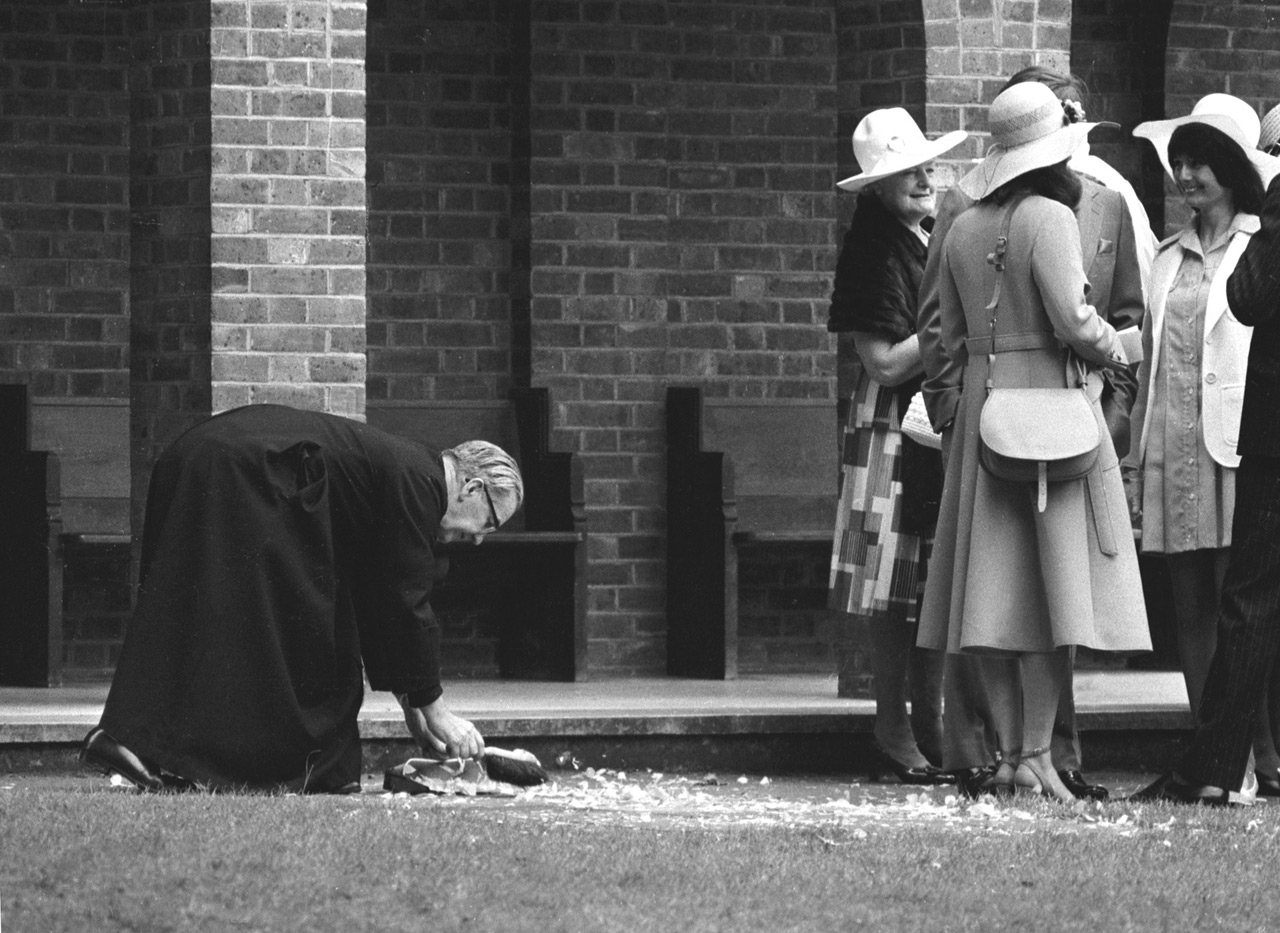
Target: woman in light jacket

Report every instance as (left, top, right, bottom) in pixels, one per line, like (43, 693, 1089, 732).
(918, 82, 1150, 803)
(1127, 94, 1277, 799)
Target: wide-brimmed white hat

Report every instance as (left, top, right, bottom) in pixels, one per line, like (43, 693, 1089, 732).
(958, 82, 1108, 200)
(837, 108, 967, 192)
(1133, 93, 1274, 182)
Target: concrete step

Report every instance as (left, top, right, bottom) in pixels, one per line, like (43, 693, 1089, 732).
(0, 671, 1192, 776)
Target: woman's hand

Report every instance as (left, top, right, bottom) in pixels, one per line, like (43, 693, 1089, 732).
(399, 696, 485, 760)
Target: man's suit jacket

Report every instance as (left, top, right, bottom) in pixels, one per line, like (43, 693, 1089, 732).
(918, 177, 1145, 451)
(1227, 174, 1280, 458)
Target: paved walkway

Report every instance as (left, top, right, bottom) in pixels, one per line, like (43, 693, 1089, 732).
(0, 670, 1190, 745)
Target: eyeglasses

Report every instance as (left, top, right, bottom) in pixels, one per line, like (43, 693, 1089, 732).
(481, 481, 500, 531)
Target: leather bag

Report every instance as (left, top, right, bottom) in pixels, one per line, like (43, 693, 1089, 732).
(975, 196, 1101, 512)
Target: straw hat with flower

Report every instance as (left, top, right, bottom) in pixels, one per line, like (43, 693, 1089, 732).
(958, 82, 1114, 201)
(837, 108, 967, 192)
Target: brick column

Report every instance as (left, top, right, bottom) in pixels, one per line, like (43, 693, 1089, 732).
(209, 0, 368, 417)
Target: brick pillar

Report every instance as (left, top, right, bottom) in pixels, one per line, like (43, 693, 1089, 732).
(209, 0, 368, 417)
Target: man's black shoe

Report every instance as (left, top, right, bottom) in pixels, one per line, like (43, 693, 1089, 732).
(953, 765, 997, 799)
(79, 728, 166, 792)
(1058, 769, 1109, 801)
(1127, 770, 1232, 807)
(1257, 769, 1280, 798)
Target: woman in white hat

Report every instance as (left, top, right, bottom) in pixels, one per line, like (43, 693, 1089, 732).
(1125, 93, 1273, 802)
(826, 108, 966, 785)
(916, 81, 1150, 803)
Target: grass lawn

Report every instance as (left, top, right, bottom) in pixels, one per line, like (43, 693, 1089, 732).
(2, 770, 1278, 933)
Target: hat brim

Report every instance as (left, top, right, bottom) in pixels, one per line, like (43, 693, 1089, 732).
(837, 129, 968, 191)
(1134, 113, 1274, 183)
(958, 123, 1107, 201)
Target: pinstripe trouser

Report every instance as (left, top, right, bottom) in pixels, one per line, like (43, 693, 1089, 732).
(1182, 454, 1280, 791)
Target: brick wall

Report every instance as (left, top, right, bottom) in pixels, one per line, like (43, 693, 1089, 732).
(0, 0, 134, 679)
(129, 0, 215, 469)
(529, 1, 840, 673)
(738, 542, 839, 674)
(0, 0, 130, 399)
(365, 0, 516, 403)
(922, 0, 1073, 189)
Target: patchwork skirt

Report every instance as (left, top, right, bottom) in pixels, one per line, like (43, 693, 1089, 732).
(828, 372, 929, 623)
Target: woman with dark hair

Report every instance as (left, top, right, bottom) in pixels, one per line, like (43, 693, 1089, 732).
(1127, 94, 1278, 802)
(827, 107, 966, 785)
(917, 82, 1150, 803)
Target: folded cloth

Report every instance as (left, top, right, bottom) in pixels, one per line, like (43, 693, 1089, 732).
(384, 757, 518, 797)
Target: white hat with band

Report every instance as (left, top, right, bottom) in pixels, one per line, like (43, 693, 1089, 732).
(959, 82, 1111, 201)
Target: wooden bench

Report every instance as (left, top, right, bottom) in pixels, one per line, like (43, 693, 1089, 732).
(0, 386, 64, 686)
(666, 387, 839, 679)
(366, 387, 587, 681)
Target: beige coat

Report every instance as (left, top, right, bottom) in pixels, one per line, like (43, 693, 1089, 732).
(917, 195, 1151, 655)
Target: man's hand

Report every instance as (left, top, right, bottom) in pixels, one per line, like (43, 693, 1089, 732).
(399, 696, 485, 760)
(1123, 470, 1142, 527)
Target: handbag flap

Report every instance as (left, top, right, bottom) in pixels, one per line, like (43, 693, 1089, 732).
(979, 389, 1097, 460)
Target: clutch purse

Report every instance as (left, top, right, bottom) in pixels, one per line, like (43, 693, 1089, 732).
(900, 391, 942, 450)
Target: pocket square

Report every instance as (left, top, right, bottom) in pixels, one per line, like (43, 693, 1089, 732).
(1096, 238, 1115, 255)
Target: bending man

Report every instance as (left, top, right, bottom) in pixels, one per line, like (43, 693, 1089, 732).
(81, 403, 522, 793)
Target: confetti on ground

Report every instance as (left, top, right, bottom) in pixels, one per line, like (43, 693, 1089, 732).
(373, 767, 1212, 836)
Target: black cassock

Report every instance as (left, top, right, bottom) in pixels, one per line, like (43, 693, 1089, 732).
(99, 404, 447, 791)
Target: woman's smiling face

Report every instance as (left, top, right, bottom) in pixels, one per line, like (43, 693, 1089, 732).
(872, 163, 937, 227)
(1171, 154, 1232, 213)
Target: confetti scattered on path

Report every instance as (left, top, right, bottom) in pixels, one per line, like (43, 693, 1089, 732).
(374, 767, 1221, 837)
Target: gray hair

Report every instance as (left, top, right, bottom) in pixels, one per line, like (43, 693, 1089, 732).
(449, 440, 524, 509)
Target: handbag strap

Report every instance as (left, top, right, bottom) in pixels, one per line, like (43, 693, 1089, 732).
(981, 194, 1084, 394)
(983, 193, 1030, 394)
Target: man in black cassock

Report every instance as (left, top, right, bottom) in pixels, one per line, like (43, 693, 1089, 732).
(79, 403, 524, 793)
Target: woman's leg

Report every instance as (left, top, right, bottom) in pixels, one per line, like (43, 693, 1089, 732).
(908, 643, 945, 766)
(1015, 649, 1076, 803)
(1166, 549, 1231, 717)
(978, 654, 1022, 789)
(868, 615, 929, 767)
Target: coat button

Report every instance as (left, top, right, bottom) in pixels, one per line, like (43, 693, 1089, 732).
(1205, 373, 1217, 384)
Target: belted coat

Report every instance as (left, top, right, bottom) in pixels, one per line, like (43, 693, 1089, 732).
(917, 194, 1151, 655)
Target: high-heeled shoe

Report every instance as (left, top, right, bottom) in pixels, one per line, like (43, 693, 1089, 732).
(976, 760, 1015, 798)
(866, 743, 955, 786)
(1013, 748, 1076, 804)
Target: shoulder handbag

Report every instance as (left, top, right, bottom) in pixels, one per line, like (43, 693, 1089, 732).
(976, 197, 1101, 512)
